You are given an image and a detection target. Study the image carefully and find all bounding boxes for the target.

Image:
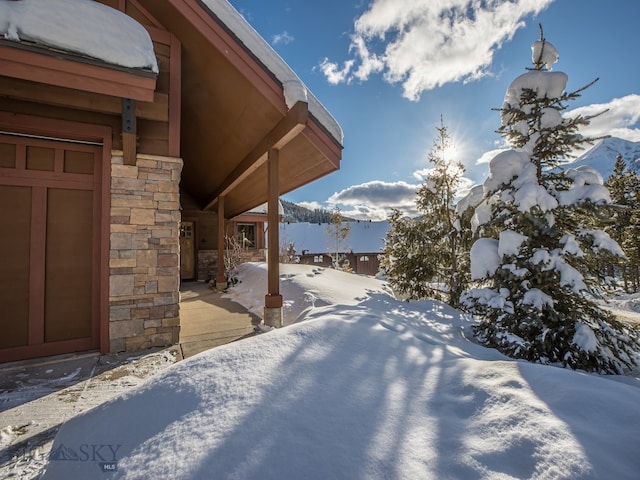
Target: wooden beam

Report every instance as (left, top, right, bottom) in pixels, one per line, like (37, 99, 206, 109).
(267, 148, 280, 297)
(203, 101, 308, 211)
(216, 196, 227, 289)
(168, 32, 182, 157)
(0, 76, 168, 121)
(265, 148, 283, 319)
(0, 43, 156, 102)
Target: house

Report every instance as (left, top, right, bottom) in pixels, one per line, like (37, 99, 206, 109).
(0, 0, 342, 363)
(192, 201, 284, 282)
(280, 221, 389, 276)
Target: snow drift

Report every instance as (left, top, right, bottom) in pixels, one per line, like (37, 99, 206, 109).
(42, 263, 640, 479)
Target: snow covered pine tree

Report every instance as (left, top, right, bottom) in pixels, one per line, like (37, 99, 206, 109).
(381, 118, 470, 306)
(460, 27, 640, 374)
(606, 154, 640, 291)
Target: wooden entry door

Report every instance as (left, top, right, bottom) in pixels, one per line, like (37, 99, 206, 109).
(180, 221, 195, 280)
(0, 134, 101, 362)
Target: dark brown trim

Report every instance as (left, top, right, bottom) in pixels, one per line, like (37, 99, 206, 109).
(168, 32, 182, 157)
(0, 44, 156, 102)
(0, 76, 169, 122)
(303, 117, 342, 170)
(130, 0, 166, 31)
(0, 338, 96, 364)
(216, 196, 227, 286)
(28, 187, 46, 346)
(0, 112, 112, 144)
(99, 129, 112, 355)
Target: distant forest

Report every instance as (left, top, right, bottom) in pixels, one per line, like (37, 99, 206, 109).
(281, 199, 354, 223)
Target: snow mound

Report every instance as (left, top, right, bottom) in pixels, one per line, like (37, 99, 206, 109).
(42, 264, 640, 479)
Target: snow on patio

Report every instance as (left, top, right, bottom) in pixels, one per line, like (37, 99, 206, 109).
(35, 263, 640, 479)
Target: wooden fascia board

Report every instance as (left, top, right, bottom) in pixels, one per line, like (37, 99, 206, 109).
(0, 44, 156, 102)
(303, 116, 343, 170)
(167, 32, 182, 157)
(171, 0, 285, 113)
(128, 0, 166, 30)
(0, 111, 112, 144)
(203, 100, 309, 211)
(231, 213, 268, 223)
(0, 76, 167, 122)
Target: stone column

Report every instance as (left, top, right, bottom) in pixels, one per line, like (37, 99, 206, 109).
(108, 152, 183, 352)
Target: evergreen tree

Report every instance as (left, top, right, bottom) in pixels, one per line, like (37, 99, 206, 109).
(381, 119, 471, 307)
(606, 154, 640, 291)
(326, 207, 352, 271)
(461, 27, 640, 374)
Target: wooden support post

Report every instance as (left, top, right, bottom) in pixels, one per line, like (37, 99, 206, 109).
(265, 148, 283, 327)
(216, 195, 227, 291)
(122, 98, 137, 166)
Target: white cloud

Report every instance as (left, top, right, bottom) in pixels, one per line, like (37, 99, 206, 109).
(319, 57, 355, 85)
(327, 180, 420, 220)
(296, 201, 325, 211)
(565, 94, 640, 142)
(272, 31, 294, 46)
(320, 0, 554, 100)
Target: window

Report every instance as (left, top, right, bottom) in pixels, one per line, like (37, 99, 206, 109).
(314, 255, 324, 263)
(359, 255, 369, 262)
(237, 223, 256, 249)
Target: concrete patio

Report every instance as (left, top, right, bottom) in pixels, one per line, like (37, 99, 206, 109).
(178, 281, 261, 358)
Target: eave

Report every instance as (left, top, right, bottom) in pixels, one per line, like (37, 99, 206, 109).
(0, 40, 156, 103)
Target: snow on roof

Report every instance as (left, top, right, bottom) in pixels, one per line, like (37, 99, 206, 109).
(243, 201, 284, 216)
(281, 221, 389, 254)
(201, 0, 343, 146)
(0, 0, 158, 73)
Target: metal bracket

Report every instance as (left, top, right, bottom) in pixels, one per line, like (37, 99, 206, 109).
(122, 98, 136, 134)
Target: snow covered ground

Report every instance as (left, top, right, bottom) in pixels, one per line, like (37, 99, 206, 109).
(32, 262, 640, 479)
(605, 292, 640, 325)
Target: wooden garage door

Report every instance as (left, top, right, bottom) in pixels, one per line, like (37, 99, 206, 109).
(0, 134, 101, 362)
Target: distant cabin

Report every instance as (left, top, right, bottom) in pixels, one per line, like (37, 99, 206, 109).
(281, 221, 389, 276)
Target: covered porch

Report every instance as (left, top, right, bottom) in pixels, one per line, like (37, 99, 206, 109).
(178, 281, 260, 358)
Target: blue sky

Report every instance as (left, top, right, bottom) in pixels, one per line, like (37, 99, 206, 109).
(228, 0, 640, 220)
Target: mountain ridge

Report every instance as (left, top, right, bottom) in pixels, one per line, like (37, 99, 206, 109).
(566, 137, 640, 178)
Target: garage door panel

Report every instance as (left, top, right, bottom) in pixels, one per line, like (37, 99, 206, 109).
(26, 146, 55, 172)
(0, 133, 102, 362)
(0, 185, 32, 349)
(45, 188, 94, 343)
(0, 142, 16, 168)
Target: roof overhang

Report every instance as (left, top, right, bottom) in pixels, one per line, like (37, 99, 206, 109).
(0, 40, 156, 103)
(137, 0, 343, 218)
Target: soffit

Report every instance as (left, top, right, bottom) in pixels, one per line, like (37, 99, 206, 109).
(137, 0, 342, 218)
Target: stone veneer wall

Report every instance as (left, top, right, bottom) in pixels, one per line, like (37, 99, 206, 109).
(109, 152, 183, 352)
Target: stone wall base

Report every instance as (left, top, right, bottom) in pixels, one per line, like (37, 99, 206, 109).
(109, 152, 183, 352)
